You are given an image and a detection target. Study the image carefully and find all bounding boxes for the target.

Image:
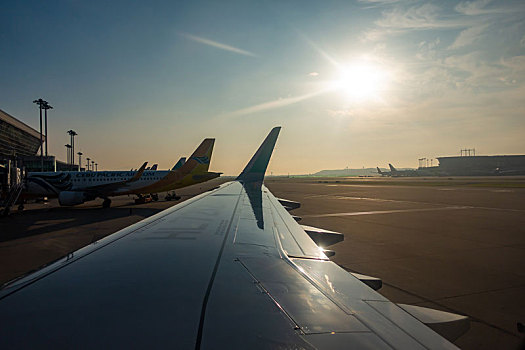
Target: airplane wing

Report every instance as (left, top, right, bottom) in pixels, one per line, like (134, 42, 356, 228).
(0, 128, 467, 349)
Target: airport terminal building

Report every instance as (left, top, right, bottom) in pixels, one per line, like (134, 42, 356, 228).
(1, 109, 70, 204)
(436, 155, 525, 176)
(0, 108, 72, 173)
(1, 109, 41, 199)
(0, 109, 41, 158)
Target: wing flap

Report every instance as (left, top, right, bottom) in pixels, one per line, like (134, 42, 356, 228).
(300, 224, 344, 248)
(239, 256, 369, 334)
(397, 304, 470, 342)
(291, 258, 460, 349)
(277, 198, 301, 211)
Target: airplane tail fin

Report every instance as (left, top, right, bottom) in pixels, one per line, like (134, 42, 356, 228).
(179, 138, 215, 175)
(237, 127, 281, 183)
(128, 162, 148, 183)
(377, 167, 382, 175)
(389, 163, 397, 172)
(171, 157, 186, 171)
(150, 164, 158, 171)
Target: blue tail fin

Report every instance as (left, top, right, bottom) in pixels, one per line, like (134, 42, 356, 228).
(171, 157, 186, 171)
(237, 127, 281, 183)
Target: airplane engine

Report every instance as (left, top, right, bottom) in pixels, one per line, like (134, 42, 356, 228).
(58, 191, 86, 206)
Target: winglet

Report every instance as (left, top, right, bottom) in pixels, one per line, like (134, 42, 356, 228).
(128, 162, 148, 182)
(237, 127, 281, 183)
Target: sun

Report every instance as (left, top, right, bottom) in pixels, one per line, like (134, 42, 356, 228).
(331, 61, 389, 101)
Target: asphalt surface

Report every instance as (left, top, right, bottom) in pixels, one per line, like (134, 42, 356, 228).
(1, 176, 524, 349)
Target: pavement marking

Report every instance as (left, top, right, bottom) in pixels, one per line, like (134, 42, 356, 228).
(302, 206, 471, 218)
(305, 194, 426, 205)
(298, 194, 525, 213)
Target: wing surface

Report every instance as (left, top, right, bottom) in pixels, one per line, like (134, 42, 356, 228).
(0, 128, 461, 349)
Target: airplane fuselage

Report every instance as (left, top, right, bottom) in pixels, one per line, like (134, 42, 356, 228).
(26, 170, 219, 198)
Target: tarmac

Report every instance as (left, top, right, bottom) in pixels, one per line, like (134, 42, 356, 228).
(1, 176, 524, 349)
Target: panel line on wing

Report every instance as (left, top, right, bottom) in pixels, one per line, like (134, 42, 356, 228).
(194, 185, 244, 350)
(235, 258, 302, 333)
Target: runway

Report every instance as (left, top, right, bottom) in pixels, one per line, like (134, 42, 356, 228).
(1, 176, 524, 349)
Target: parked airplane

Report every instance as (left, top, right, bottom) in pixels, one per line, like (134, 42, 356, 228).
(377, 164, 418, 177)
(25, 139, 220, 208)
(171, 157, 186, 170)
(0, 127, 469, 348)
(376, 167, 389, 176)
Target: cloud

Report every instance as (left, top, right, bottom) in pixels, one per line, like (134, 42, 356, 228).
(375, 3, 463, 29)
(179, 33, 257, 57)
(226, 89, 328, 117)
(448, 24, 488, 49)
(455, 0, 522, 16)
(416, 38, 441, 60)
(455, 0, 491, 15)
(308, 72, 319, 76)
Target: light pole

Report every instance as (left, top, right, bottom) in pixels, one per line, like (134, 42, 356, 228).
(86, 157, 90, 171)
(91, 160, 94, 172)
(42, 102, 53, 157)
(78, 152, 83, 171)
(33, 98, 47, 171)
(67, 130, 77, 169)
(95, 163, 98, 171)
(65, 144, 72, 166)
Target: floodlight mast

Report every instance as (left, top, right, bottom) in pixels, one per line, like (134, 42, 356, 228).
(67, 130, 78, 170)
(42, 102, 53, 157)
(78, 152, 83, 171)
(65, 144, 72, 165)
(33, 98, 47, 171)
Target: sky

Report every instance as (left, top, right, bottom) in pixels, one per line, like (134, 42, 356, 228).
(1, 0, 524, 174)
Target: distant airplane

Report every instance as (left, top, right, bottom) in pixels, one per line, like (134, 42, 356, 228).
(377, 164, 416, 177)
(376, 167, 389, 176)
(25, 139, 220, 208)
(0, 127, 469, 347)
(389, 163, 397, 173)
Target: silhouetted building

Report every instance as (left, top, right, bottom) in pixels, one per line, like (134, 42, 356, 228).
(0, 109, 41, 157)
(436, 155, 525, 176)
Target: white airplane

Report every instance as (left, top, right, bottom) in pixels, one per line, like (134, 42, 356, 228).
(24, 139, 220, 208)
(0, 128, 469, 348)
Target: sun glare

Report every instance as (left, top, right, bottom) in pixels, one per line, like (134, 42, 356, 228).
(331, 61, 389, 101)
